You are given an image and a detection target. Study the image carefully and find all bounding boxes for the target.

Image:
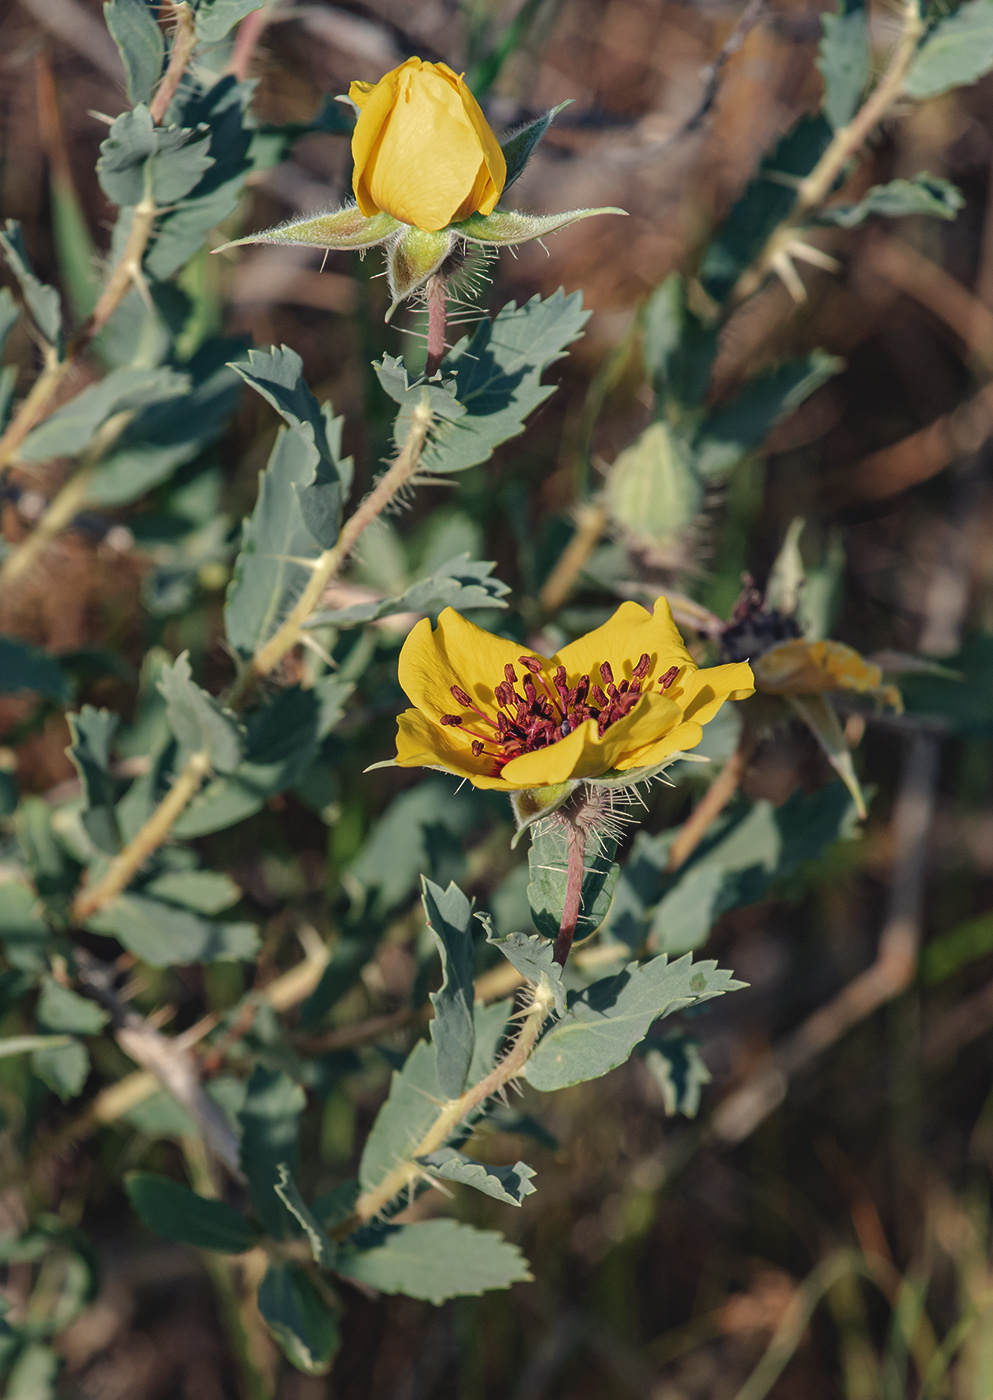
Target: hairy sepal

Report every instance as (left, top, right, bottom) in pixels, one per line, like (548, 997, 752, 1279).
(215, 206, 400, 254)
(386, 227, 455, 318)
(509, 781, 580, 848)
(454, 207, 626, 247)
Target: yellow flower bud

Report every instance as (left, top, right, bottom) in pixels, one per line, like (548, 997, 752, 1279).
(349, 58, 507, 233)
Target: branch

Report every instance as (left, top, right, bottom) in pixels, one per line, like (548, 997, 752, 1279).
(242, 395, 435, 688)
(71, 750, 211, 923)
(730, 0, 925, 307)
(340, 982, 557, 1231)
(150, 1, 197, 125)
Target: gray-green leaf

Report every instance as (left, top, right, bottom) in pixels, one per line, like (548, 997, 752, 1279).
(0, 221, 61, 347)
(526, 953, 743, 1091)
(257, 1263, 339, 1375)
(418, 1149, 536, 1206)
(818, 2, 870, 130)
(103, 0, 164, 106)
(337, 1219, 531, 1303)
(904, 0, 993, 99)
(158, 652, 244, 772)
(422, 878, 477, 1099)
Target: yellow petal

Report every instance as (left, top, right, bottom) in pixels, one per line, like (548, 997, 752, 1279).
(613, 718, 706, 770)
(669, 661, 755, 726)
(553, 597, 696, 685)
(452, 69, 506, 213)
(500, 718, 603, 788)
(364, 63, 487, 230)
(395, 707, 511, 791)
(350, 64, 406, 217)
(398, 609, 543, 724)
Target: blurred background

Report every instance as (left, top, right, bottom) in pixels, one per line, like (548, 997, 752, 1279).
(4, 0, 993, 1396)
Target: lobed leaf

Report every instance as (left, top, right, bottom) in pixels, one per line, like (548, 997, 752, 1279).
(418, 1149, 537, 1206)
(817, 174, 965, 228)
(407, 289, 590, 474)
(307, 553, 509, 627)
(337, 1218, 531, 1303)
(526, 953, 743, 1091)
(158, 653, 244, 772)
(480, 918, 566, 1016)
(422, 878, 477, 1099)
(904, 0, 993, 99)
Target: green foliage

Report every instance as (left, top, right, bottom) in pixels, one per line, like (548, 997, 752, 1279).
(256, 1263, 339, 1375)
(904, 0, 993, 98)
(0, 221, 62, 347)
(818, 0, 870, 130)
(417, 1149, 537, 1205)
(481, 920, 566, 1014)
(499, 102, 571, 190)
(308, 554, 509, 627)
(338, 1219, 531, 1303)
(87, 894, 259, 966)
(18, 367, 188, 463)
(605, 783, 859, 954)
(104, 0, 163, 106)
(422, 878, 477, 1098)
(0, 636, 71, 702)
(526, 953, 742, 1091)
(409, 290, 590, 473)
(125, 1173, 261, 1252)
(527, 823, 618, 941)
(158, 652, 244, 770)
(819, 174, 964, 227)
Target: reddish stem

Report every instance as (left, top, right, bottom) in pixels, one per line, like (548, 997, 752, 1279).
(425, 273, 447, 376)
(553, 822, 587, 966)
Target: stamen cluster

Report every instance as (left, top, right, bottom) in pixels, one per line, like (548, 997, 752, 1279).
(440, 653, 681, 775)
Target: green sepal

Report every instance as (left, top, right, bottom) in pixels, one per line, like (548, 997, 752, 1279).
(454, 206, 626, 247)
(214, 206, 400, 254)
(585, 753, 709, 791)
(500, 101, 573, 191)
(509, 781, 579, 848)
(386, 226, 454, 318)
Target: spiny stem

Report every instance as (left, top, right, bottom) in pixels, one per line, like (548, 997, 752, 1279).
(424, 273, 447, 377)
(72, 750, 211, 924)
(244, 396, 434, 687)
(553, 821, 587, 965)
(730, 0, 924, 307)
(0, 3, 198, 483)
(71, 400, 435, 918)
(150, 1, 197, 125)
(341, 984, 555, 1231)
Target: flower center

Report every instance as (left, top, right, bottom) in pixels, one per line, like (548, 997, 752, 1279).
(440, 654, 681, 774)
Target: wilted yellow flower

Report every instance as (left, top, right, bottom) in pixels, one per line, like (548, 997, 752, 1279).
(350, 58, 507, 233)
(393, 600, 754, 792)
(752, 638, 902, 711)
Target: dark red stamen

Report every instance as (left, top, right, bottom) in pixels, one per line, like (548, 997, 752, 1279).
(445, 648, 655, 777)
(659, 666, 679, 691)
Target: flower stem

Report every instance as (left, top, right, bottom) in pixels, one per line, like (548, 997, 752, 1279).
(244, 395, 434, 688)
(72, 750, 212, 924)
(424, 273, 447, 376)
(553, 820, 587, 966)
(149, 1, 197, 125)
(339, 982, 555, 1232)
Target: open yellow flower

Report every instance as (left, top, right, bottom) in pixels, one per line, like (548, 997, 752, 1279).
(393, 599, 754, 792)
(753, 638, 902, 711)
(350, 58, 507, 232)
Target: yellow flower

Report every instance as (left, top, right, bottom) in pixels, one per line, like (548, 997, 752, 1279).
(393, 599, 754, 792)
(350, 58, 507, 233)
(752, 638, 902, 711)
